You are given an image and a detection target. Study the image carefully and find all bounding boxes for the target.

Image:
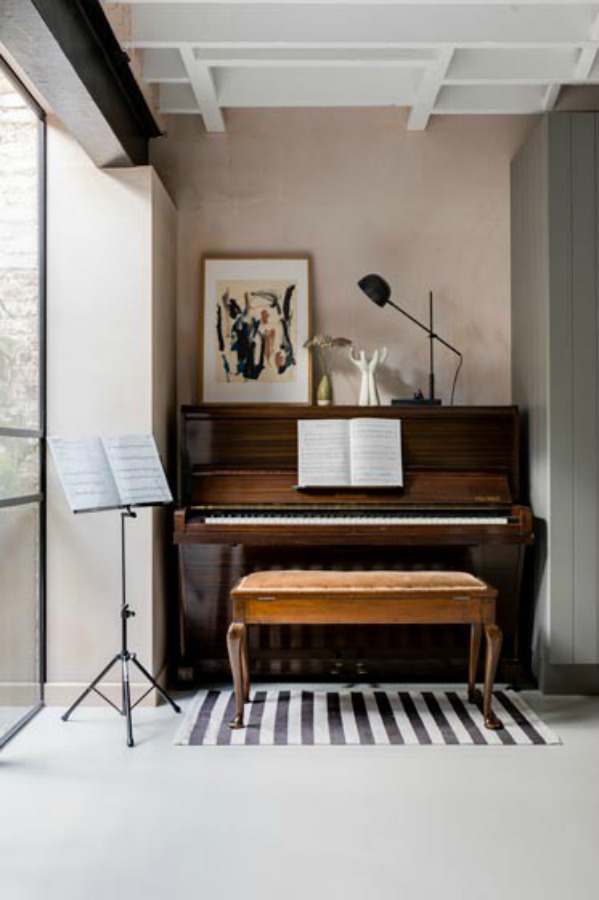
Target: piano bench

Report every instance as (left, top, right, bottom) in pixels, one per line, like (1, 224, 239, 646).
(226, 570, 503, 731)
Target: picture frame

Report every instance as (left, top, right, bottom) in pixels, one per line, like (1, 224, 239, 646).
(199, 255, 313, 404)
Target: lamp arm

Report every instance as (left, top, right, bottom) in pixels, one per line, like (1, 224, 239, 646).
(432, 334, 462, 359)
(387, 298, 461, 358)
(386, 299, 433, 337)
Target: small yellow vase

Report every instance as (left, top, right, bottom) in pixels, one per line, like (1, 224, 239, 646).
(317, 373, 332, 406)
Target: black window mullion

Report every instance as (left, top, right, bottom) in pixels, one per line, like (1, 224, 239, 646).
(0, 495, 43, 510)
(38, 107, 47, 691)
(0, 428, 42, 439)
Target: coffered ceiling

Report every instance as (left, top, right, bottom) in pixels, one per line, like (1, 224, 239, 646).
(106, 2, 599, 131)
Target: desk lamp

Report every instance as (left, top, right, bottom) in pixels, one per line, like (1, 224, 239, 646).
(357, 273, 463, 405)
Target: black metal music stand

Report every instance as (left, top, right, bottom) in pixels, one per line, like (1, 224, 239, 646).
(61, 506, 181, 747)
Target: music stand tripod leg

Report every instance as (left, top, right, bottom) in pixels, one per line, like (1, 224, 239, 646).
(122, 654, 134, 748)
(130, 656, 182, 713)
(61, 654, 121, 722)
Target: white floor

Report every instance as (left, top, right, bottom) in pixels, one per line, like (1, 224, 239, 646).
(1, 691, 598, 900)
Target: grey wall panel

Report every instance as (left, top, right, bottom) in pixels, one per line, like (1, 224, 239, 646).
(548, 114, 575, 665)
(596, 113, 599, 666)
(512, 111, 599, 687)
(571, 114, 598, 663)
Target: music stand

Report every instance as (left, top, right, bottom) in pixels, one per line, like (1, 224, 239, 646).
(49, 435, 181, 747)
(61, 506, 181, 747)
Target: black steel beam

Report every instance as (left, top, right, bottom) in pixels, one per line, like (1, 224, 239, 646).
(1, 0, 161, 166)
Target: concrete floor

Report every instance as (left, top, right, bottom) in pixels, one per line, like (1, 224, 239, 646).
(1, 691, 598, 900)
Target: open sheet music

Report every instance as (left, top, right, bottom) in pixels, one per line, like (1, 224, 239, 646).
(49, 435, 173, 513)
(297, 419, 403, 487)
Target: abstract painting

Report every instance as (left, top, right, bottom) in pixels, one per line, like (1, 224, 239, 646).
(200, 257, 312, 403)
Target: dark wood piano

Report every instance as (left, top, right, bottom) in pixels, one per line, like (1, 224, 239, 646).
(174, 405, 534, 683)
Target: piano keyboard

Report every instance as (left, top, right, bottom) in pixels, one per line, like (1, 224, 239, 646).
(203, 513, 510, 526)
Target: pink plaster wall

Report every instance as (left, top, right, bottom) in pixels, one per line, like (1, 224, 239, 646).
(150, 108, 536, 407)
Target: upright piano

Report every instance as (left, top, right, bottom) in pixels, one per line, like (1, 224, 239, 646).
(174, 405, 534, 683)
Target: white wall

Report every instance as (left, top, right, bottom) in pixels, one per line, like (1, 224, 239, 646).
(46, 119, 176, 704)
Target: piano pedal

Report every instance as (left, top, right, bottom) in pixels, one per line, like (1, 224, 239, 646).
(330, 660, 344, 676)
(356, 661, 368, 677)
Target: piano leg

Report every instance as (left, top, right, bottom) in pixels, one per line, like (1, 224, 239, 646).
(468, 623, 483, 704)
(483, 623, 503, 730)
(227, 622, 246, 729)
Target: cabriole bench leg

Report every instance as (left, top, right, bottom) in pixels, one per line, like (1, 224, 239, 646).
(483, 623, 503, 730)
(468, 622, 483, 704)
(241, 625, 250, 702)
(227, 622, 246, 729)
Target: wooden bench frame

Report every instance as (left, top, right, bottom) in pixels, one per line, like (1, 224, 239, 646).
(227, 575, 503, 732)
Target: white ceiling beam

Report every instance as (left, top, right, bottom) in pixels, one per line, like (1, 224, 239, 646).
(447, 77, 591, 86)
(127, 42, 599, 53)
(179, 47, 226, 132)
(542, 83, 562, 110)
(130, 5, 592, 48)
(575, 46, 597, 80)
(407, 47, 454, 131)
(116, 1, 599, 6)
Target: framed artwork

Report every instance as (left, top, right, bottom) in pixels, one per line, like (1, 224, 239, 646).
(200, 255, 312, 404)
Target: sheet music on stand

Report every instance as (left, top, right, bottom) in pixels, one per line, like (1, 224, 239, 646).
(48, 434, 172, 513)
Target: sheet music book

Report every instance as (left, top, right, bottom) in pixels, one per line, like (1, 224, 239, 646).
(297, 419, 403, 488)
(49, 435, 173, 513)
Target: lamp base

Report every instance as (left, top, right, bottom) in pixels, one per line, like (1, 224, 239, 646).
(391, 398, 442, 406)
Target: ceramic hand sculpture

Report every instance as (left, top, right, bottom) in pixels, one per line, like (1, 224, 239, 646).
(349, 347, 388, 406)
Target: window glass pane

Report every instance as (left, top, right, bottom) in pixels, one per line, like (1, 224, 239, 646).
(0, 503, 41, 738)
(0, 435, 39, 499)
(0, 68, 40, 430)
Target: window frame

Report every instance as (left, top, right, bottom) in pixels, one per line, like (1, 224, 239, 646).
(0, 55, 46, 746)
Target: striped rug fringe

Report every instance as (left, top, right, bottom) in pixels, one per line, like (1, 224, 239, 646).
(175, 686, 560, 746)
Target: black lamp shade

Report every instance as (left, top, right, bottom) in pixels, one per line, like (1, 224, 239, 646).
(357, 273, 391, 308)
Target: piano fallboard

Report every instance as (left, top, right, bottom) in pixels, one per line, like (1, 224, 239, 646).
(174, 405, 534, 683)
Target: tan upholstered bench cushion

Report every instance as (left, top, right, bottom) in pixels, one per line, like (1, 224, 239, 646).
(233, 569, 488, 595)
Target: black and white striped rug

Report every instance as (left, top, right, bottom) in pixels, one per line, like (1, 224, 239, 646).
(175, 686, 560, 746)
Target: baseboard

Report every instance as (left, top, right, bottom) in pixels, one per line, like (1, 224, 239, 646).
(44, 663, 169, 708)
